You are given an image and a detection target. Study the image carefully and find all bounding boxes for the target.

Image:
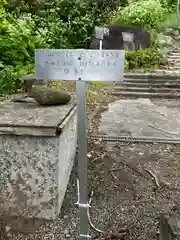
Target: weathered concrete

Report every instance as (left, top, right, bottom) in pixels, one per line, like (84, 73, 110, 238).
(99, 99, 180, 138)
(0, 99, 75, 136)
(0, 100, 77, 220)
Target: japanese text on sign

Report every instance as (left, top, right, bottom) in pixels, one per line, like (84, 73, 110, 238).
(35, 49, 124, 81)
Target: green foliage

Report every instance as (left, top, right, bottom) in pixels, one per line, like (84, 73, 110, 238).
(158, 12, 180, 31)
(0, 64, 34, 95)
(109, 0, 172, 71)
(4, 0, 129, 15)
(0, 12, 47, 67)
(33, 9, 97, 49)
(0, 0, 115, 95)
(111, 0, 168, 29)
(0, 6, 47, 95)
(31, 0, 107, 49)
(0, 0, 176, 96)
(125, 48, 165, 70)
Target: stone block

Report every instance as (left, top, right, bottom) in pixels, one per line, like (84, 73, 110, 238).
(0, 100, 77, 220)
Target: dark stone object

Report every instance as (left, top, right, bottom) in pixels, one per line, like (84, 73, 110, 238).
(90, 25, 151, 51)
(29, 86, 71, 106)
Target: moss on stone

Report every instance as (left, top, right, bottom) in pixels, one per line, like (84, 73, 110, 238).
(29, 86, 71, 105)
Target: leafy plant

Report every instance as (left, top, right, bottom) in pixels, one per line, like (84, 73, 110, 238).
(111, 0, 168, 29)
(0, 11, 47, 67)
(125, 48, 165, 70)
(158, 12, 180, 32)
(30, 0, 104, 49)
(0, 64, 34, 96)
(0, 5, 47, 95)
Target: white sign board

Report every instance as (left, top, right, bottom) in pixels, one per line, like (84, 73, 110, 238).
(35, 49, 124, 81)
(95, 27, 110, 40)
(122, 32, 134, 42)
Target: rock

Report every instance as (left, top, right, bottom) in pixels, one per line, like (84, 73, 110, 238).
(165, 28, 179, 37)
(29, 86, 71, 105)
(173, 30, 180, 37)
(157, 34, 175, 48)
(175, 35, 180, 41)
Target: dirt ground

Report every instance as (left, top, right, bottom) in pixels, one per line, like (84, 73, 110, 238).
(86, 96, 180, 240)
(87, 140, 180, 239)
(1, 83, 180, 239)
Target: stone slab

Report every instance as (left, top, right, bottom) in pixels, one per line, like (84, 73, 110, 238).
(112, 92, 180, 98)
(0, 100, 75, 136)
(124, 73, 180, 79)
(99, 99, 180, 138)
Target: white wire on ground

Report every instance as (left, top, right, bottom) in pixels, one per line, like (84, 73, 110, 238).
(87, 191, 104, 234)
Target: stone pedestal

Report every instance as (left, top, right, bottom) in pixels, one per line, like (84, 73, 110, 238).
(0, 100, 77, 220)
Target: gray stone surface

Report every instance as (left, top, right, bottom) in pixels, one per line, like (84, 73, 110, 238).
(0, 100, 75, 136)
(99, 99, 180, 138)
(0, 103, 77, 221)
(158, 34, 176, 49)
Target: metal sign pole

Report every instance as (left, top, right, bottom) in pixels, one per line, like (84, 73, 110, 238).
(99, 39, 103, 50)
(35, 48, 124, 240)
(76, 79, 90, 239)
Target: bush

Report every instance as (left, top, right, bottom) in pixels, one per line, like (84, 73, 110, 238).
(31, 0, 104, 49)
(0, 64, 34, 95)
(5, 0, 115, 49)
(111, 0, 168, 29)
(0, 6, 48, 95)
(125, 48, 165, 70)
(0, 0, 109, 95)
(158, 12, 180, 32)
(0, 11, 48, 67)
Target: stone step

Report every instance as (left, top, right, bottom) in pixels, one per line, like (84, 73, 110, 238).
(112, 91, 180, 98)
(118, 82, 180, 88)
(170, 50, 180, 53)
(168, 63, 180, 68)
(123, 78, 180, 83)
(167, 55, 180, 59)
(153, 69, 180, 74)
(172, 47, 180, 50)
(168, 59, 180, 63)
(169, 66, 180, 70)
(113, 87, 180, 93)
(168, 52, 180, 56)
(168, 62, 180, 67)
(124, 73, 180, 79)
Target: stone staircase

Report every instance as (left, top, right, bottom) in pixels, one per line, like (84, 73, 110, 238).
(112, 48, 180, 98)
(168, 48, 180, 71)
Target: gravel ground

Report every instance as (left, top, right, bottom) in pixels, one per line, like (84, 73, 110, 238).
(1, 86, 180, 240)
(2, 140, 180, 240)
